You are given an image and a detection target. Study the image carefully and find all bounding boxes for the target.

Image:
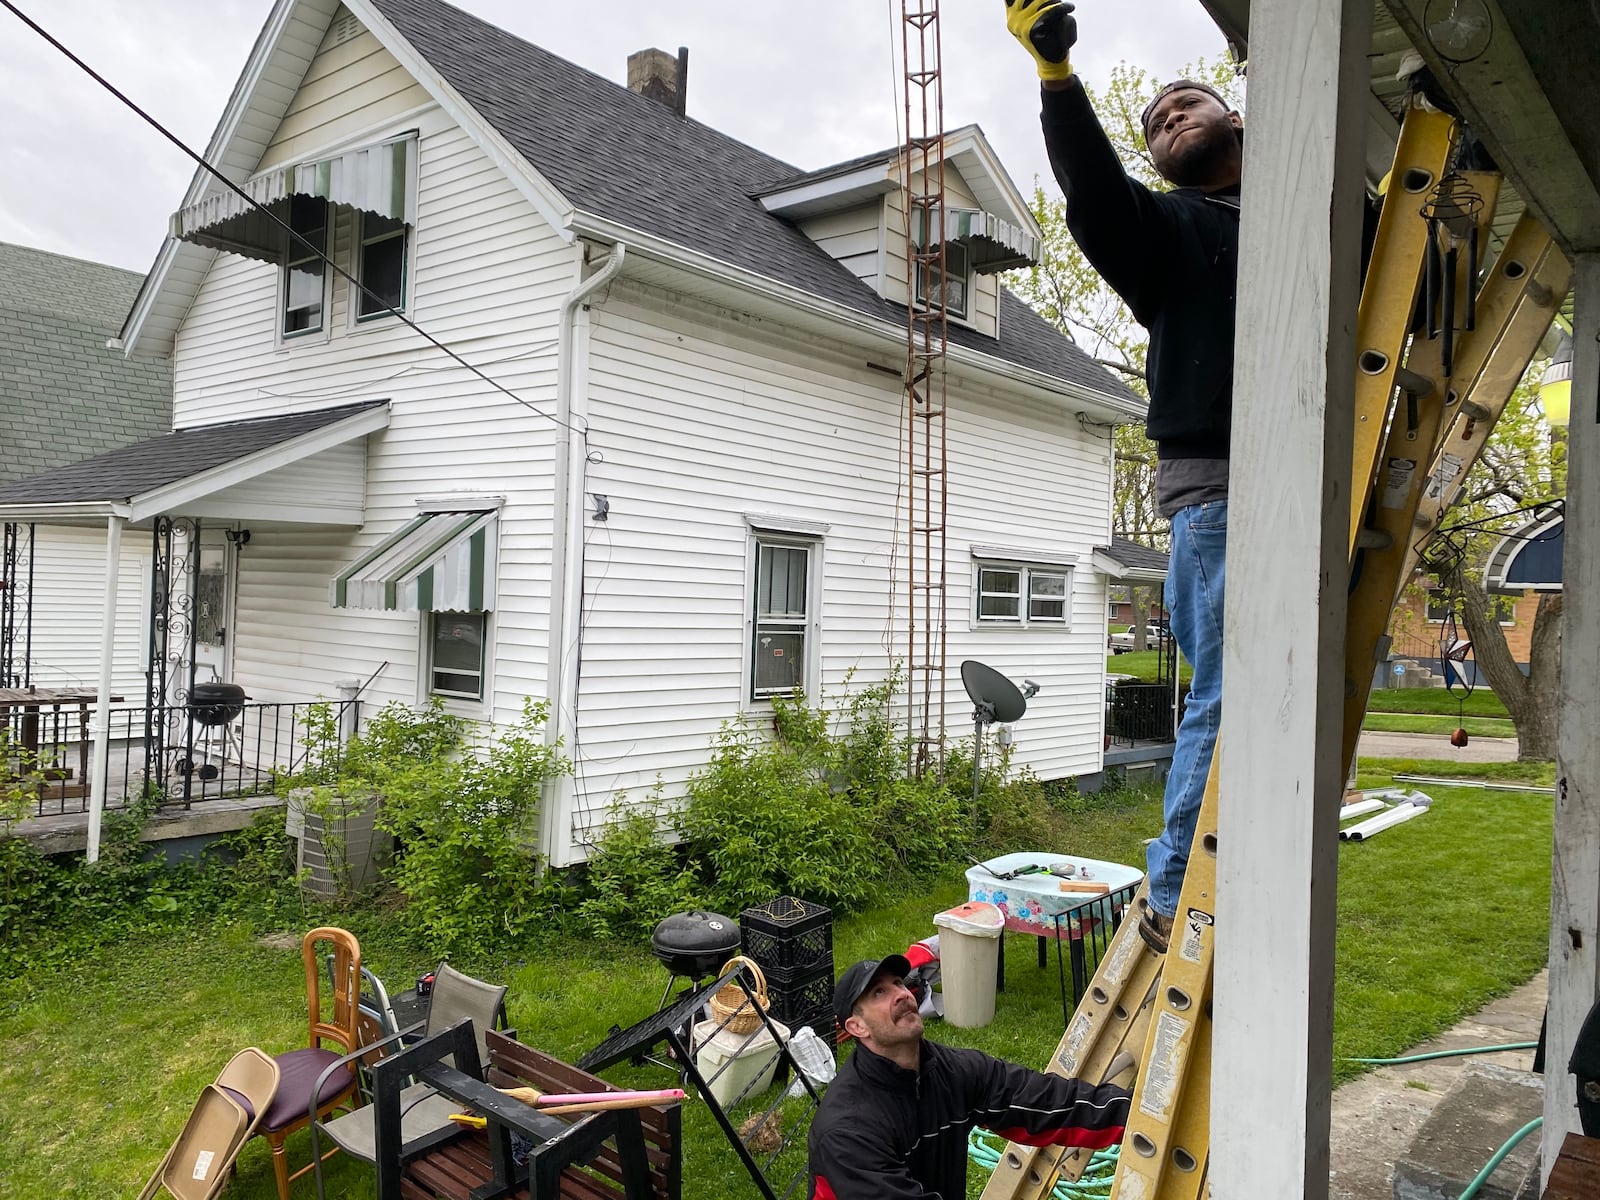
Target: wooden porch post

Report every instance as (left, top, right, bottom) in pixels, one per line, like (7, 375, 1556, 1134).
(86, 512, 125, 864)
(1545, 252, 1600, 1184)
(1213, 0, 1371, 1194)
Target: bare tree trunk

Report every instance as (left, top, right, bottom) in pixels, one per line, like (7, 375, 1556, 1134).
(1131, 588, 1148, 651)
(1449, 569, 1562, 761)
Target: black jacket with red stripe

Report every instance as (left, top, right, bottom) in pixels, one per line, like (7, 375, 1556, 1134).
(807, 1039, 1129, 1199)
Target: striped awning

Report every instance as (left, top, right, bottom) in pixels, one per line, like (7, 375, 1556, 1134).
(331, 509, 498, 613)
(172, 136, 416, 263)
(914, 207, 1040, 274)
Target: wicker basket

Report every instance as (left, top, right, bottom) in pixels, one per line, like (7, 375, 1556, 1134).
(708, 955, 770, 1034)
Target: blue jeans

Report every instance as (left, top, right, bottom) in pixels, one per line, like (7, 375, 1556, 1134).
(1146, 499, 1228, 918)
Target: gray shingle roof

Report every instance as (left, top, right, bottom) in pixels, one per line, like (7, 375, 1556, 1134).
(368, 0, 1139, 406)
(0, 400, 386, 506)
(1096, 537, 1170, 574)
(0, 242, 173, 484)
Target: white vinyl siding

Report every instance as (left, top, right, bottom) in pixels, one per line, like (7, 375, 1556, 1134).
(261, 17, 432, 168)
(22, 527, 148, 701)
(797, 204, 885, 289)
(881, 165, 998, 337)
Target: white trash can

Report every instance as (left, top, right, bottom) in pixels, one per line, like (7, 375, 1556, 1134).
(932, 901, 1005, 1028)
(691, 1016, 790, 1109)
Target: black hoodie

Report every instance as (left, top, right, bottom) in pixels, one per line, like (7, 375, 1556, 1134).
(807, 1039, 1129, 1199)
(1040, 80, 1239, 463)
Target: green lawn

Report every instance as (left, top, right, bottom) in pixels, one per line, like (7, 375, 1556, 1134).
(1365, 687, 1510, 718)
(1105, 650, 1193, 684)
(0, 765, 1552, 1198)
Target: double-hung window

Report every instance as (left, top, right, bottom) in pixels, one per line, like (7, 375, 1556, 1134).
(281, 195, 329, 337)
(750, 535, 816, 700)
(973, 553, 1072, 628)
(915, 239, 972, 321)
(356, 211, 408, 320)
(429, 611, 486, 700)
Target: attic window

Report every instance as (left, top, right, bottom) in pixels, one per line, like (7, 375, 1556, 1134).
(915, 241, 971, 320)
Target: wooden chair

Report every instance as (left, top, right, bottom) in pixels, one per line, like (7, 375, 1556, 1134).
(250, 927, 365, 1200)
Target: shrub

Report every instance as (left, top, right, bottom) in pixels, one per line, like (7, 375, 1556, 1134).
(375, 699, 573, 955)
(577, 789, 700, 940)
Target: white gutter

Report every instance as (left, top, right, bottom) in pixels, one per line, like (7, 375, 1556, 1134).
(86, 514, 126, 863)
(541, 243, 627, 866)
(0, 501, 132, 524)
(567, 213, 1146, 425)
(1337, 797, 1387, 822)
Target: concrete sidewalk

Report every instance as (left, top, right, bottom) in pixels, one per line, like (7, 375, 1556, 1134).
(1329, 970, 1546, 1200)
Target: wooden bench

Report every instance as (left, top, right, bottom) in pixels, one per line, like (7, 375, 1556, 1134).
(1544, 1132, 1600, 1199)
(380, 1026, 681, 1200)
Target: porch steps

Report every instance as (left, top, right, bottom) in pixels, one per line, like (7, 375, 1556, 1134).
(1392, 1061, 1542, 1200)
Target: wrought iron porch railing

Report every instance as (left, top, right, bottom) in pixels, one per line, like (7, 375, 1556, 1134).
(1105, 680, 1184, 747)
(4, 698, 358, 818)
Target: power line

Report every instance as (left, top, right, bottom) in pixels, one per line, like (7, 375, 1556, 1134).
(1, 0, 588, 436)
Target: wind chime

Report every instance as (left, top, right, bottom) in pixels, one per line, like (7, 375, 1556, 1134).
(1419, 170, 1485, 381)
(1438, 602, 1476, 747)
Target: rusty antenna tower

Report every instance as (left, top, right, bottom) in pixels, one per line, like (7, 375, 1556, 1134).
(899, 0, 950, 778)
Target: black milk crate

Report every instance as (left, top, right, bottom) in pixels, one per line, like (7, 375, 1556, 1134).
(766, 967, 832, 1029)
(740, 895, 833, 984)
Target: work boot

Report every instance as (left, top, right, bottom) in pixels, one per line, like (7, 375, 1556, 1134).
(1138, 907, 1174, 953)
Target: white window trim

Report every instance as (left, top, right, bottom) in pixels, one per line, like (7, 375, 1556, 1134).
(970, 558, 1074, 630)
(418, 609, 495, 716)
(1425, 587, 1517, 627)
(744, 512, 831, 538)
(913, 239, 976, 327)
(741, 530, 823, 709)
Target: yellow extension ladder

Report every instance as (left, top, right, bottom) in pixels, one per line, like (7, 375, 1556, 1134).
(978, 99, 1572, 1200)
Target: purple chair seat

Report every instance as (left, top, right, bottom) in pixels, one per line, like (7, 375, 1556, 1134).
(262, 1047, 354, 1132)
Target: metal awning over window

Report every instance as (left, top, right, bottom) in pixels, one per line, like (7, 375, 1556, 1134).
(331, 509, 497, 613)
(913, 206, 1040, 274)
(172, 136, 416, 263)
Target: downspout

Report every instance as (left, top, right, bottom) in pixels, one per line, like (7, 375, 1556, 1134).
(540, 242, 626, 867)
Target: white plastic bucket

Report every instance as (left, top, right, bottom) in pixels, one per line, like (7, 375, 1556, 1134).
(932, 901, 1004, 1028)
(691, 1017, 790, 1109)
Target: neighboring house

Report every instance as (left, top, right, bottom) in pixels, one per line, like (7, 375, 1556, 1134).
(1387, 511, 1562, 678)
(0, 242, 171, 696)
(0, 0, 1143, 864)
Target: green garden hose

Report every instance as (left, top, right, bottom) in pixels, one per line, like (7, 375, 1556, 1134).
(1458, 1116, 1542, 1200)
(968, 1129, 1120, 1200)
(1342, 1041, 1538, 1066)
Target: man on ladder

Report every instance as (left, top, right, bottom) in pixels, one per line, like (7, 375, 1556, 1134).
(1004, 0, 1242, 953)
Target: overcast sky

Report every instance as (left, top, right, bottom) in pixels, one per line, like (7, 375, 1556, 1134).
(0, 0, 1227, 275)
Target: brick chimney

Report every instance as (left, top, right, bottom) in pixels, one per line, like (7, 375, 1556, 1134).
(627, 47, 689, 116)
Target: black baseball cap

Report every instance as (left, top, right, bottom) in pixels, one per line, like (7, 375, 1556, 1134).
(834, 955, 913, 1024)
(1141, 79, 1235, 137)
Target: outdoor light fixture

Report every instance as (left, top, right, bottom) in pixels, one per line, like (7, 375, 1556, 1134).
(1540, 334, 1572, 429)
(1424, 0, 1493, 64)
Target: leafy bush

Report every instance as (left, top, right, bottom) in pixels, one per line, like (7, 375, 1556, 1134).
(577, 789, 700, 940)
(374, 699, 573, 955)
(680, 674, 968, 915)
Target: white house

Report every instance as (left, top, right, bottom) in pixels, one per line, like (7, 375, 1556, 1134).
(0, 0, 1144, 866)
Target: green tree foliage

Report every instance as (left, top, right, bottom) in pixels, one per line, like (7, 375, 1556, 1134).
(1422, 363, 1566, 760)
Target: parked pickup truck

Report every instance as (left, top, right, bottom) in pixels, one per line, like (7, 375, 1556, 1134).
(1108, 624, 1172, 654)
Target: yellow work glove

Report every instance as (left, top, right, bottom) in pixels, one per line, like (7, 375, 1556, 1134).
(1005, 0, 1077, 82)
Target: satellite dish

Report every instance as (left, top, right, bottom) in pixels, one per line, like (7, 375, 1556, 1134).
(961, 660, 1028, 724)
(960, 660, 1035, 823)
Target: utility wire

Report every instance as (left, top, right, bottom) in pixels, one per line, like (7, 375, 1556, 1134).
(2, 0, 586, 436)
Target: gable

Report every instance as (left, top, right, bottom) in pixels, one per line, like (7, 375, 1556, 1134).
(261, 6, 430, 168)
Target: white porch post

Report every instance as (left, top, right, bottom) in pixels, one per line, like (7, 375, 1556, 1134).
(1214, 0, 1370, 1195)
(1545, 252, 1600, 1183)
(86, 513, 125, 864)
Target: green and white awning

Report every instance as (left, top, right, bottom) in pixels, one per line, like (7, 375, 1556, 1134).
(912, 206, 1040, 274)
(331, 509, 497, 613)
(172, 135, 416, 263)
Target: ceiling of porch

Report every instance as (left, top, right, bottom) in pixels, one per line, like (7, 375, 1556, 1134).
(1198, 0, 1600, 257)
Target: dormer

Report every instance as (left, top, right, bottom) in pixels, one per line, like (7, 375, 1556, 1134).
(757, 125, 1042, 339)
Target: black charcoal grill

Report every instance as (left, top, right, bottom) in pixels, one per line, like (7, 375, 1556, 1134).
(189, 681, 248, 726)
(650, 910, 740, 1009)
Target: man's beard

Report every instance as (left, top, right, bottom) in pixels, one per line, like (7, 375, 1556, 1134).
(1158, 122, 1237, 188)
